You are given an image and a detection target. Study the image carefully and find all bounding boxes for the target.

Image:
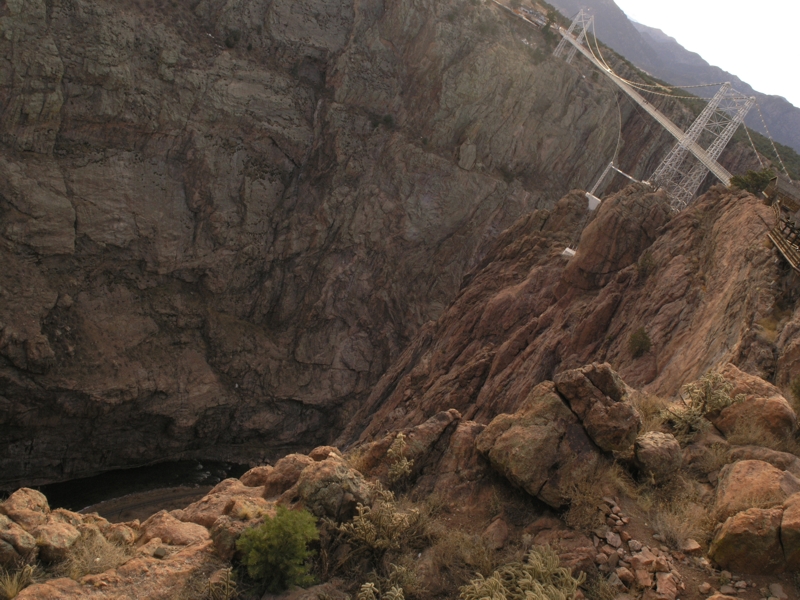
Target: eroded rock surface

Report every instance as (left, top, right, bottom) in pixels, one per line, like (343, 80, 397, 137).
(345, 185, 781, 444)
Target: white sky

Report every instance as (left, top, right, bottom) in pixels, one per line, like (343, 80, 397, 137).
(613, 0, 800, 109)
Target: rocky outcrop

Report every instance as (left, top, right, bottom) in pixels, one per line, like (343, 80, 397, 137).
(475, 381, 604, 508)
(554, 363, 641, 452)
(344, 184, 782, 444)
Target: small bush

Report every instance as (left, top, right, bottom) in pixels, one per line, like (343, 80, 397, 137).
(636, 250, 656, 279)
(628, 327, 651, 358)
(236, 506, 319, 594)
(459, 546, 585, 600)
(663, 372, 743, 444)
(386, 433, 414, 486)
(224, 29, 242, 48)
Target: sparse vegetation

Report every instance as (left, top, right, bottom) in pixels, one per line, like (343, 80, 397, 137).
(730, 168, 775, 194)
(459, 546, 585, 600)
(636, 250, 656, 279)
(236, 506, 319, 594)
(54, 528, 132, 580)
(426, 528, 497, 590)
(629, 391, 668, 433)
(386, 433, 414, 486)
(662, 371, 742, 444)
(628, 327, 651, 358)
(562, 462, 634, 532)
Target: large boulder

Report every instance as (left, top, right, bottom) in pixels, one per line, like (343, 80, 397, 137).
(708, 507, 784, 574)
(279, 454, 373, 521)
(554, 363, 642, 452)
(0, 488, 50, 531)
(476, 381, 602, 508)
(175, 486, 273, 529)
(239, 465, 274, 487)
(634, 431, 682, 481)
(261, 454, 315, 499)
(32, 520, 80, 563)
(712, 364, 797, 441)
(714, 460, 800, 521)
(139, 511, 209, 546)
(781, 492, 800, 569)
(0, 513, 37, 561)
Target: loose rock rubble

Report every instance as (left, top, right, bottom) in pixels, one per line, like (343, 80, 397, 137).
(590, 497, 687, 600)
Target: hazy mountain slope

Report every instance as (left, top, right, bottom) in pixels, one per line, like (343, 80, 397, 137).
(546, 0, 800, 153)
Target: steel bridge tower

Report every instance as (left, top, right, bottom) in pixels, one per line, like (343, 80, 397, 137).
(553, 10, 593, 64)
(553, 10, 755, 211)
(651, 84, 755, 211)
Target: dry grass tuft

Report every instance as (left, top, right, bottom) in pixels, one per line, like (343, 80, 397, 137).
(651, 500, 712, 549)
(54, 529, 132, 580)
(629, 392, 668, 433)
(725, 420, 800, 456)
(0, 564, 38, 600)
(690, 443, 731, 476)
(562, 462, 635, 533)
(583, 574, 618, 600)
(426, 528, 497, 589)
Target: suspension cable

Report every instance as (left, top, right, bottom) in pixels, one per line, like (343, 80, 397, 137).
(743, 124, 766, 169)
(754, 101, 792, 181)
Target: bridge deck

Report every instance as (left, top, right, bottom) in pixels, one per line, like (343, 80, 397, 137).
(768, 228, 800, 273)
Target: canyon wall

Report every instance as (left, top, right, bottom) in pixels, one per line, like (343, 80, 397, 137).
(0, 0, 755, 487)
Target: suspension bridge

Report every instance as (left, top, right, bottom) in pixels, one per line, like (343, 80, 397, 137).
(552, 9, 759, 212)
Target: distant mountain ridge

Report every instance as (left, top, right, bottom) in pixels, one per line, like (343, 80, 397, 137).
(546, 0, 800, 154)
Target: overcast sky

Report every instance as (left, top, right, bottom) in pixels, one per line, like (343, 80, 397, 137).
(613, 0, 800, 109)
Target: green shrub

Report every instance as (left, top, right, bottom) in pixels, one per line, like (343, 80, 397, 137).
(224, 29, 242, 48)
(236, 506, 319, 593)
(628, 327, 651, 358)
(459, 546, 585, 600)
(637, 250, 656, 279)
(730, 168, 775, 194)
